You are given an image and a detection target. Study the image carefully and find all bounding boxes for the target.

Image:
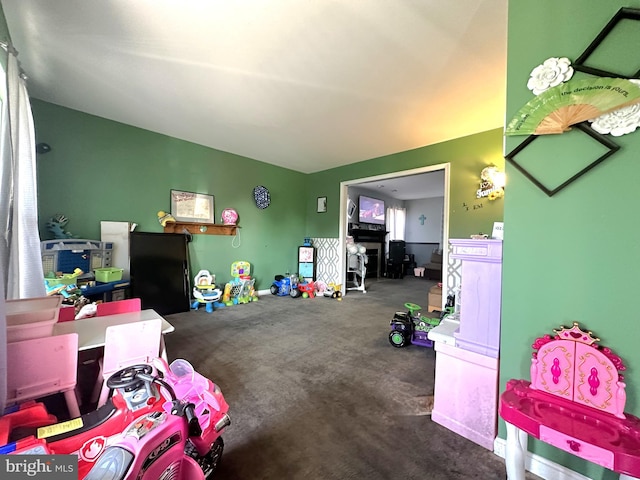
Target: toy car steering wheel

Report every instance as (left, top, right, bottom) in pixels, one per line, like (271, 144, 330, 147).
(106, 364, 153, 391)
(404, 302, 422, 315)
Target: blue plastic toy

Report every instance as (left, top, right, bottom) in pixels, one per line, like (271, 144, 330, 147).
(270, 274, 301, 298)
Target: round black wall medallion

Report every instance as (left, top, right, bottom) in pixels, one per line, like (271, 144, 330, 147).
(253, 185, 271, 209)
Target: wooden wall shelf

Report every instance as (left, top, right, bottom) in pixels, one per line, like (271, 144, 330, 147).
(163, 222, 237, 236)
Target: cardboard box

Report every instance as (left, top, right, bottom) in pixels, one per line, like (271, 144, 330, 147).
(428, 284, 442, 311)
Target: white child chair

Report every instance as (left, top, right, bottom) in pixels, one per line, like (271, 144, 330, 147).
(92, 318, 162, 407)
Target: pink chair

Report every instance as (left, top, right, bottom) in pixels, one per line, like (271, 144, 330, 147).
(92, 318, 162, 407)
(95, 298, 141, 316)
(6, 333, 81, 419)
(58, 305, 76, 322)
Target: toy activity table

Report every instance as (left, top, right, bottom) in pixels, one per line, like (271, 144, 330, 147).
(500, 323, 640, 480)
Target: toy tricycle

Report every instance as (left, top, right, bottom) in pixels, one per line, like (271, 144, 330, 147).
(389, 302, 441, 348)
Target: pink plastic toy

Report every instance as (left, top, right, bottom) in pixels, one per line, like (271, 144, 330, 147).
(221, 208, 238, 225)
(84, 358, 230, 479)
(6, 333, 80, 418)
(500, 322, 640, 479)
(96, 298, 141, 316)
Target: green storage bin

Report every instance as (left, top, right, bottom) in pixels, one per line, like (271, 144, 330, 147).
(44, 273, 79, 286)
(94, 267, 123, 283)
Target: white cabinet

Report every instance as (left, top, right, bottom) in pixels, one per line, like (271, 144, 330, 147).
(100, 221, 136, 281)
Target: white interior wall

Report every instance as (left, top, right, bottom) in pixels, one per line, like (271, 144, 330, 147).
(404, 197, 444, 266)
(405, 197, 444, 243)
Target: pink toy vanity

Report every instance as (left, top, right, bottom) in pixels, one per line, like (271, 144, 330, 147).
(500, 323, 640, 480)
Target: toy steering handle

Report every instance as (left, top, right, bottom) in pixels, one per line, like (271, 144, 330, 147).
(404, 302, 422, 315)
(184, 403, 202, 437)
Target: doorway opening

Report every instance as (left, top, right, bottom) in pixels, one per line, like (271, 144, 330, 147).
(338, 163, 450, 294)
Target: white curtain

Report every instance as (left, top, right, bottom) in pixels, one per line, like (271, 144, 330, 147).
(0, 47, 45, 300)
(386, 206, 406, 257)
(0, 45, 45, 411)
(0, 273, 5, 413)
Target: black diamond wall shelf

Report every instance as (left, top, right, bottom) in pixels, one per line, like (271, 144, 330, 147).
(505, 123, 620, 197)
(574, 7, 640, 79)
(504, 7, 640, 196)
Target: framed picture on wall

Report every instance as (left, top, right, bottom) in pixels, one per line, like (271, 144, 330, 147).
(317, 196, 327, 213)
(347, 199, 356, 218)
(170, 190, 215, 223)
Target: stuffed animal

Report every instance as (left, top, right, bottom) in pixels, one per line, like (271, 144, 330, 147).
(46, 214, 74, 239)
(157, 210, 176, 227)
(74, 295, 96, 319)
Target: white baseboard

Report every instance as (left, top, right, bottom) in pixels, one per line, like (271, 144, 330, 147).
(493, 437, 592, 480)
(493, 437, 506, 458)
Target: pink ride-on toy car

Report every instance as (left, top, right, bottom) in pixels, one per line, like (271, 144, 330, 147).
(85, 358, 230, 479)
(1, 358, 230, 480)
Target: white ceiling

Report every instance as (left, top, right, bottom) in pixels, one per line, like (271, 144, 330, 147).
(1, 0, 508, 174)
(354, 170, 444, 200)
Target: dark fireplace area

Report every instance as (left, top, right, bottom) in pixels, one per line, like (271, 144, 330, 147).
(361, 242, 381, 278)
(348, 223, 387, 278)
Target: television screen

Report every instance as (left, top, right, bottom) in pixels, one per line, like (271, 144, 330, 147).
(359, 195, 385, 225)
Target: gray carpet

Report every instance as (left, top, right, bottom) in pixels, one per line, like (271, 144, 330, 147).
(163, 275, 530, 480)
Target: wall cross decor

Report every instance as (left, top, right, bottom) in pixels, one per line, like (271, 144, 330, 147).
(419, 214, 426, 225)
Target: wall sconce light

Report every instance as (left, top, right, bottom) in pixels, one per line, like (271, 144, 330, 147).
(476, 165, 505, 200)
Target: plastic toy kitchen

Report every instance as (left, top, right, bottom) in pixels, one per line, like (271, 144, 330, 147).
(427, 238, 503, 450)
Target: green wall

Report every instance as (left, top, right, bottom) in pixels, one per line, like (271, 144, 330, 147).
(23, 1, 640, 476)
(33, 100, 308, 288)
(502, 1, 640, 478)
(305, 129, 505, 240)
(34, 98, 505, 287)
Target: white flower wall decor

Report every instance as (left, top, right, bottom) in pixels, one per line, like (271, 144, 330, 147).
(589, 79, 640, 136)
(527, 57, 574, 95)
(589, 104, 640, 136)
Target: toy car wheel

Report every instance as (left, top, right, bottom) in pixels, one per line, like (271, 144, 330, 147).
(270, 285, 278, 295)
(389, 330, 408, 348)
(290, 288, 301, 298)
(189, 436, 224, 479)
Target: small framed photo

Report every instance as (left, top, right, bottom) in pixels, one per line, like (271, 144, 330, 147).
(317, 196, 327, 213)
(170, 190, 215, 223)
(347, 199, 356, 218)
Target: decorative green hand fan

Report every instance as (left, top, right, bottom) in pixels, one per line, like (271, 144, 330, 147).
(506, 77, 640, 135)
